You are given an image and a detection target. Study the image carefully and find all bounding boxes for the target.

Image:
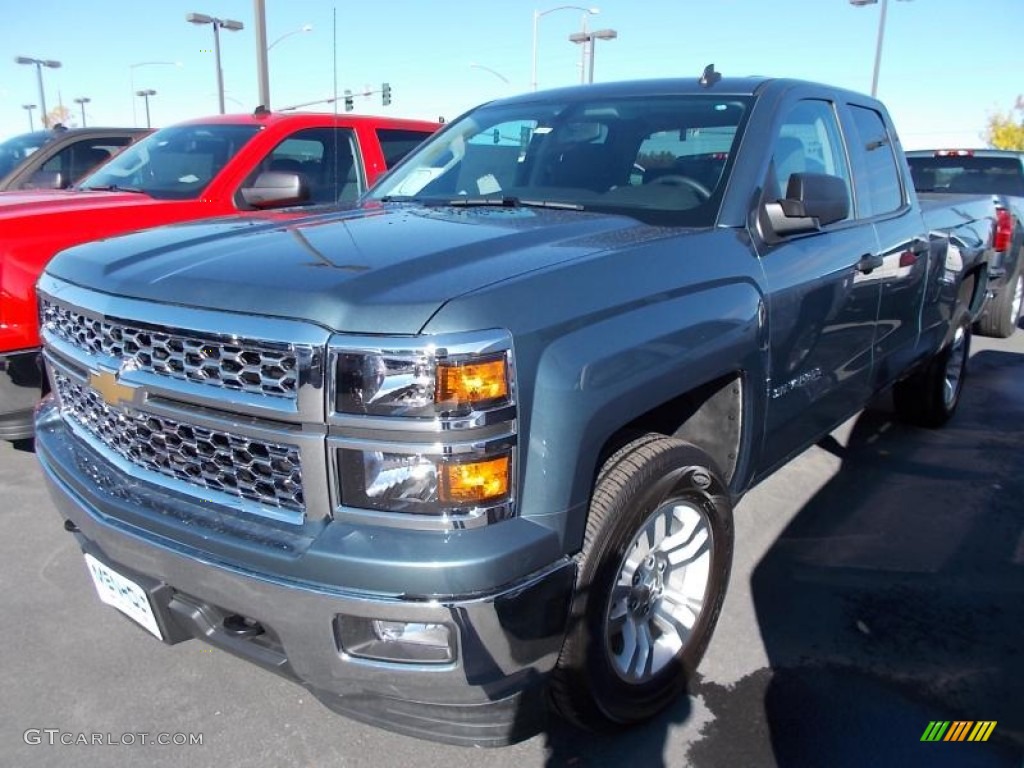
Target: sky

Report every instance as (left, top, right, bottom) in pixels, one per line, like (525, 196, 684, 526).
(1, 0, 1021, 149)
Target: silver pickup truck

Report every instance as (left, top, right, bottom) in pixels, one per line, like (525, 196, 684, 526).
(907, 149, 1024, 337)
(34, 74, 995, 746)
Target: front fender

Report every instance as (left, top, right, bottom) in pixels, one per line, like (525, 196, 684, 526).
(423, 228, 767, 555)
(523, 279, 764, 552)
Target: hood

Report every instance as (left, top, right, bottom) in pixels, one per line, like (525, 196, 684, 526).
(0, 188, 163, 220)
(45, 204, 661, 335)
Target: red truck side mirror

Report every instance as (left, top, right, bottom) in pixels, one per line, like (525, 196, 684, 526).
(240, 170, 310, 209)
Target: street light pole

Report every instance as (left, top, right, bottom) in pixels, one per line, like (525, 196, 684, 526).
(23, 104, 37, 131)
(74, 97, 91, 127)
(531, 5, 599, 91)
(869, 0, 888, 97)
(850, 0, 911, 97)
(469, 63, 510, 84)
(213, 20, 225, 113)
(135, 89, 156, 129)
(129, 62, 181, 127)
(568, 28, 617, 84)
(187, 12, 244, 114)
(264, 21, 313, 111)
(15, 56, 62, 129)
(268, 23, 313, 50)
(577, 13, 589, 85)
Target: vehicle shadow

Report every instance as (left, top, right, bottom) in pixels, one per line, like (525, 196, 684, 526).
(748, 349, 1024, 766)
(537, 693, 690, 768)
(499, 579, 693, 766)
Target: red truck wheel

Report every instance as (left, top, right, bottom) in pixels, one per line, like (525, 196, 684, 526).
(550, 435, 733, 730)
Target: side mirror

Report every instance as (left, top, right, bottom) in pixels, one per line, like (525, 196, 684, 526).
(764, 172, 849, 236)
(240, 170, 310, 209)
(24, 169, 67, 190)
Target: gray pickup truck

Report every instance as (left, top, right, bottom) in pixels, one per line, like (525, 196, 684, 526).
(907, 149, 1024, 337)
(35, 75, 994, 746)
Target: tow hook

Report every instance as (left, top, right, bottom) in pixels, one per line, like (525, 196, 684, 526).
(223, 614, 265, 638)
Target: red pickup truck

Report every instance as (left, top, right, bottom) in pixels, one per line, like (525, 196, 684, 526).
(0, 111, 438, 440)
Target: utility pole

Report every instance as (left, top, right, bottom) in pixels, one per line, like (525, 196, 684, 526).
(74, 97, 91, 127)
(254, 0, 270, 109)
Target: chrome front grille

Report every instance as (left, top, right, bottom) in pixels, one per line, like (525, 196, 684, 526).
(41, 299, 300, 398)
(53, 371, 305, 513)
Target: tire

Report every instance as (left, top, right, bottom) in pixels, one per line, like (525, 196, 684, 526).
(893, 314, 971, 428)
(976, 270, 1023, 339)
(550, 435, 734, 730)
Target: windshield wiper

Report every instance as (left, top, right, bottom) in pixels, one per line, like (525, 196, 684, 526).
(79, 184, 145, 194)
(446, 196, 583, 211)
(378, 194, 419, 203)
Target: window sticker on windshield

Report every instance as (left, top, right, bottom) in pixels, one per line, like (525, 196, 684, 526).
(178, 174, 200, 184)
(477, 174, 501, 195)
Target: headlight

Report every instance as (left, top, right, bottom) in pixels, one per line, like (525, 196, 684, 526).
(331, 330, 513, 418)
(328, 330, 517, 528)
(337, 447, 513, 519)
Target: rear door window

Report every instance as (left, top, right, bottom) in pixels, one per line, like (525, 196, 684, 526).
(847, 106, 904, 218)
(376, 128, 434, 168)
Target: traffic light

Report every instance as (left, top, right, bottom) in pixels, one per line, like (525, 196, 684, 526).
(381, 82, 392, 107)
(344, 90, 353, 112)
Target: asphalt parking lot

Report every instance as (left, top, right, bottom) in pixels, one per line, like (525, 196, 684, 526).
(3, 330, 1022, 767)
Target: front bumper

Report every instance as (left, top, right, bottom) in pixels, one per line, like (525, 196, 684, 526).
(35, 402, 575, 747)
(0, 348, 42, 440)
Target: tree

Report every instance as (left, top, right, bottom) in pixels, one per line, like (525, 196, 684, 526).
(45, 104, 72, 130)
(984, 96, 1024, 150)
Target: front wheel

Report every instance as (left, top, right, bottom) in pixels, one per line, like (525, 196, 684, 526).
(550, 435, 734, 730)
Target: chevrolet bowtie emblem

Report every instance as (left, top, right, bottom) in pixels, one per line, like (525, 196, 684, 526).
(89, 369, 138, 408)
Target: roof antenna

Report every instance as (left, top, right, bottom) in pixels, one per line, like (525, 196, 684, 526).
(699, 64, 721, 87)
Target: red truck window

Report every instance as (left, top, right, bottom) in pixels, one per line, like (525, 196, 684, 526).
(376, 128, 435, 168)
(247, 127, 361, 205)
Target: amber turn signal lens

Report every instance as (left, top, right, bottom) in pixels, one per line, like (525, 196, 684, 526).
(435, 357, 508, 407)
(439, 455, 511, 504)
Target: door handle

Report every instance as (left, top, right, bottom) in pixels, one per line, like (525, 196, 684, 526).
(856, 253, 884, 274)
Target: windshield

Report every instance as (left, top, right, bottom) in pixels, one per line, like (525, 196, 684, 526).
(0, 130, 54, 179)
(369, 94, 751, 226)
(79, 123, 260, 199)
